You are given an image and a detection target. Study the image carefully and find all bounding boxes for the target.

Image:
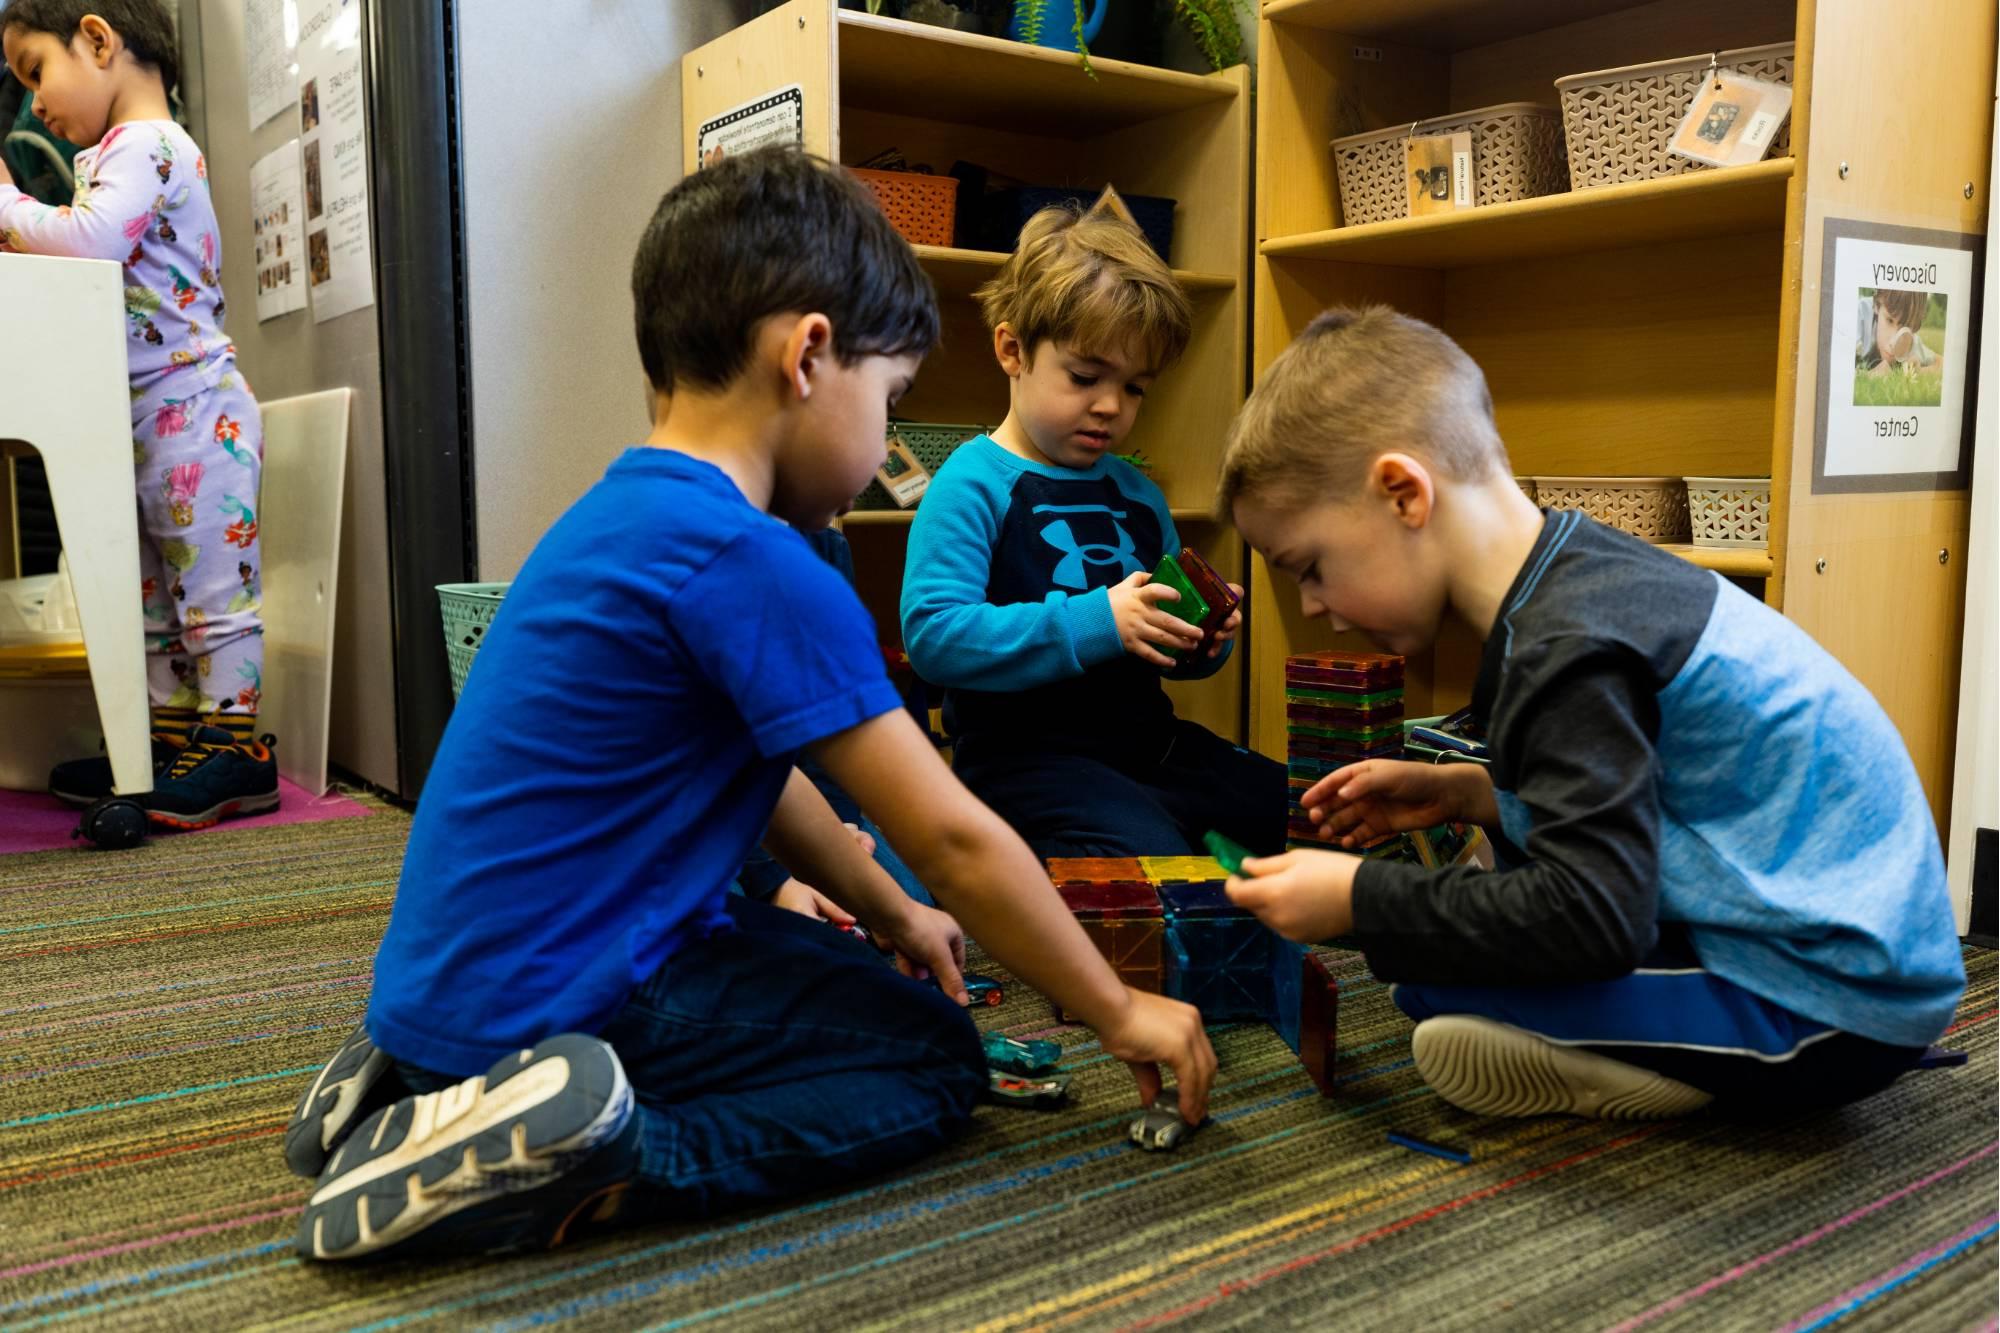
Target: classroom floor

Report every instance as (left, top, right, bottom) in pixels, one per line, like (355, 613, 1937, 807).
(2, 800, 1994, 1331)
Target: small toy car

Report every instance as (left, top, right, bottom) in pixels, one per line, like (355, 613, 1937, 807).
(1129, 1086, 1199, 1151)
(983, 1031, 1061, 1076)
(930, 972, 1005, 1006)
(985, 1069, 1069, 1110)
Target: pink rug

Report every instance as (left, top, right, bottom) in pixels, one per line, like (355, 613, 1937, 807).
(0, 779, 372, 855)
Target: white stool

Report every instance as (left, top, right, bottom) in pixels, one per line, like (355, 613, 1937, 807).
(0, 253, 151, 799)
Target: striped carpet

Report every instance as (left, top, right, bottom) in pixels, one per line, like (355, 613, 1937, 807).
(2, 800, 1994, 1331)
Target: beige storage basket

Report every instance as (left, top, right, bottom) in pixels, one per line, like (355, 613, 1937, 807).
(1685, 476, 1771, 548)
(1556, 42, 1795, 190)
(1331, 104, 1568, 227)
(1534, 476, 1690, 543)
(1516, 476, 1539, 504)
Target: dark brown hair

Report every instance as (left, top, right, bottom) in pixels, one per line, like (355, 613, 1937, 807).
(2, 0, 178, 94)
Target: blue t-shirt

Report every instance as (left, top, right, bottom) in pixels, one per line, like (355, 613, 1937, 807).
(368, 449, 902, 1074)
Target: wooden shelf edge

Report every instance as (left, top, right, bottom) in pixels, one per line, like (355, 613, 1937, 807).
(914, 245, 1234, 296)
(837, 11, 1241, 102)
(1260, 159, 1795, 268)
(1661, 543, 1773, 577)
(1260, 0, 1662, 47)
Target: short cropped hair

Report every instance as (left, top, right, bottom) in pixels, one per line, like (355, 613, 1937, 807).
(2, 0, 178, 93)
(1872, 288, 1929, 330)
(975, 189, 1191, 371)
(1218, 306, 1509, 515)
(630, 147, 939, 391)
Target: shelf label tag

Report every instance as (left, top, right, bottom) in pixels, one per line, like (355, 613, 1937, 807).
(1407, 131, 1474, 215)
(1670, 71, 1793, 167)
(878, 436, 932, 508)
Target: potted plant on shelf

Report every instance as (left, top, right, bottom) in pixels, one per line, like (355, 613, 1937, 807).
(1163, 0, 1252, 71)
(1005, 0, 1252, 75)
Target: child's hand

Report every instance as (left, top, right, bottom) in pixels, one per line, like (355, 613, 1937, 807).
(1095, 989, 1217, 1124)
(1205, 582, 1246, 658)
(1301, 759, 1477, 846)
(878, 903, 971, 1004)
(771, 879, 858, 927)
(1109, 570, 1202, 667)
(1224, 850, 1359, 943)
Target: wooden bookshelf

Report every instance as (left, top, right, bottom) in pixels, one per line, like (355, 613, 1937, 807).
(686, 4, 1253, 741)
(1249, 0, 1987, 829)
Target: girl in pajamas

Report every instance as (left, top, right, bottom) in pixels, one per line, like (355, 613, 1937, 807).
(3, 0, 275, 825)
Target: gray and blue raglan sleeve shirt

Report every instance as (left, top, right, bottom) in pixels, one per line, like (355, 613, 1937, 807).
(1350, 510, 1965, 1048)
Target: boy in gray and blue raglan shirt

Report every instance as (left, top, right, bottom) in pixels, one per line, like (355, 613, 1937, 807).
(1218, 306, 1964, 1120)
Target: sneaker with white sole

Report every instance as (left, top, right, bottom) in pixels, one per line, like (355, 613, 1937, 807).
(1412, 1015, 1714, 1120)
(285, 1024, 398, 1179)
(298, 1034, 638, 1261)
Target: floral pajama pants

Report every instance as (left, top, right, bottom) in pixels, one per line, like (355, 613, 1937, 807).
(133, 381, 264, 716)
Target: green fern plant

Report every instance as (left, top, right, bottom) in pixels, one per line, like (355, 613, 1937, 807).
(1170, 0, 1252, 70)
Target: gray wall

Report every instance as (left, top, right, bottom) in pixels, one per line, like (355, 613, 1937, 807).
(194, 0, 399, 791)
(457, 1, 755, 580)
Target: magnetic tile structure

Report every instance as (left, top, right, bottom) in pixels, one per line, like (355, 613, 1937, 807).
(1044, 855, 1338, 1096)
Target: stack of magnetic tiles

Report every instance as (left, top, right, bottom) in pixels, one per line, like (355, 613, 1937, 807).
(1285, 650, 1408, 857)
(1287, 650, 1489, 870)
(1045, 855, 1338, 1097)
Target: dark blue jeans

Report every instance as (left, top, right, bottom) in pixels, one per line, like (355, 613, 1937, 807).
(954, 718, 1289, 860)
(395, 896, 985, 1221)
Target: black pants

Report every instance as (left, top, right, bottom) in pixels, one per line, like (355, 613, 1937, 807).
(954, 719, 1288, 861)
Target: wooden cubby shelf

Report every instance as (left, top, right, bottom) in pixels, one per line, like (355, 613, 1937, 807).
(687, 2, 1253, 742)
(1260, 158, 1792, 269)
(1246, 0, 1987, 829)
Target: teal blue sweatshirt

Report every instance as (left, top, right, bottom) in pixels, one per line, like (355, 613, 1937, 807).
(899, 435, 1229, 756)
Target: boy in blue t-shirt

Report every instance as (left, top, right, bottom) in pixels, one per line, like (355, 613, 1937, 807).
(282, 150, 1217, 1261)
(1220, 306, 1965, 1120)
(902, 194, 1287, 859)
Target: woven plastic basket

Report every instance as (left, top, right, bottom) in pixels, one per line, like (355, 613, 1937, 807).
(853, 423, 988, 511)
(437, 582, 509, 699)
(1516, 476, 1539, 504)
(1556, 42, 1795, 190)
(1685, 476, 1771, 548)
(850, 167, 958, 246)
(1533, 476, 1690, 543)
(1331, 104, 1568, 228)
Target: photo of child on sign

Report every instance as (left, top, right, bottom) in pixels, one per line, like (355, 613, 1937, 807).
(1854, 287, 1946, 408)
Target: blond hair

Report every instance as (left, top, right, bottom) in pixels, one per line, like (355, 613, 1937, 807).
(1218, 306, 1509, 515)
(975, 188, 1192, 370)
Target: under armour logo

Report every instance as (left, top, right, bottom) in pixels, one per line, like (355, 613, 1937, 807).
(1038, 507, 1143, 589)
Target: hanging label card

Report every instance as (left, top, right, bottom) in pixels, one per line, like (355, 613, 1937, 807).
(877, 437, 932, 508)
(1669, 71, 1794, 167)
(1406, 132, 1473, 216)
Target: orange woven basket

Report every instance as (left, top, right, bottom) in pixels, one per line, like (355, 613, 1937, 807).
(850, 167, 958, 247)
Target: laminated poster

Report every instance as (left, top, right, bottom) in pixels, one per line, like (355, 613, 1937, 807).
(1814, 219, 1982, 493)
(295, 0, 375, 323)
(249, 139, 307, 321)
